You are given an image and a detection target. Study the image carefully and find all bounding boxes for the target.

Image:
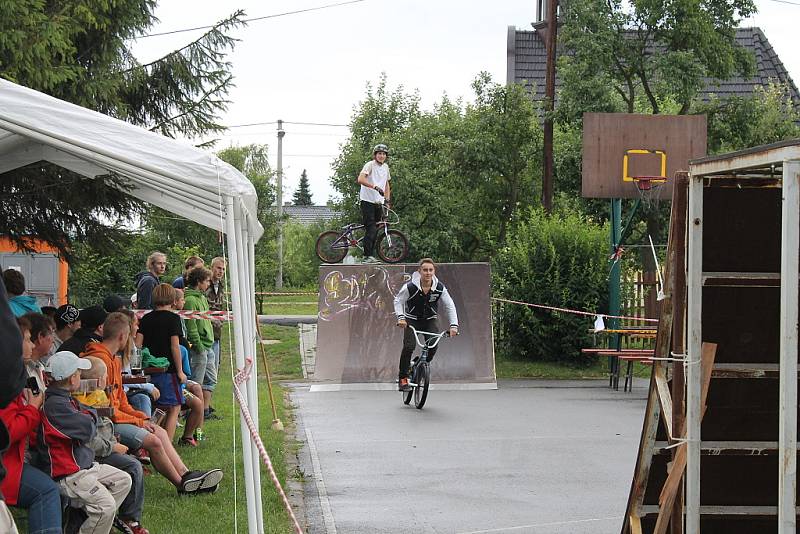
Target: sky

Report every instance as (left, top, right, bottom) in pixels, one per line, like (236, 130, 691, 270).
(130, 0, 800, 206)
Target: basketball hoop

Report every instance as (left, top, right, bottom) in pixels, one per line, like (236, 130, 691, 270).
(632, 176, 667, 208)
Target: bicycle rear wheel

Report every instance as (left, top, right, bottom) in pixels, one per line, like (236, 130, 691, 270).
(377, 229, 409, 263)
(315, 231, 348, 263)
(414, 362, 430, 409)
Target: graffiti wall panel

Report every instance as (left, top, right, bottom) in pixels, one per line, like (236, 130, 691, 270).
(315, 263, 495, 383)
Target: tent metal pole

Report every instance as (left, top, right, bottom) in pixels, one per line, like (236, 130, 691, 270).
(236, 209, 265, 533)
(226, 198, 260, 534)
(779, 159, 799, 532)
(686, 174, 703, 534)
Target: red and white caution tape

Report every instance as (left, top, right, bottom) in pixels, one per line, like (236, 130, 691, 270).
(251, 292, 319, 296)
(133, 309, 233, 321)
(233, 359, 304, 534)
(492, 296, 659, 323)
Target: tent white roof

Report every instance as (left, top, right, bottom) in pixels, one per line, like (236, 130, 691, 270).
(0, 78, 263, 240)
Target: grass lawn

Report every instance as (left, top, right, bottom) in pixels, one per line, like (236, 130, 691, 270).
(138, 327, 303, 533)
(9, 324, 304, 533)
(258, 293, 318, 316)
(495, 352, 652, 379)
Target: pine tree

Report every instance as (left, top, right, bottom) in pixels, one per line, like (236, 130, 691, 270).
(0, 1, 244, 259)
(292, 169, 313, 206)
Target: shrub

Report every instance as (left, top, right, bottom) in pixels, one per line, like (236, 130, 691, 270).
(493, 206, 609, 365)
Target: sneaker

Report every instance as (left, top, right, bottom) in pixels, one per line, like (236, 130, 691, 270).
(398, 378, 411, 392)
(113, 516, 134, 534)
(363, 256, 380, 264)
(132, 448, 150, 465)
(178, 436, 199, 447)
(179, 470, 206, 493)
(198, 469, 224, 492)
(204, 410, 222, 421)
(123, 521, 150, 534)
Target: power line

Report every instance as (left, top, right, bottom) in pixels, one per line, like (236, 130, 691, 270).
(226, 120, 349, 129)
(284, 121, 349, 127)
(211, 131, 348, 139)
(139, 0, 368, 38)
(762, 0, 800, 5)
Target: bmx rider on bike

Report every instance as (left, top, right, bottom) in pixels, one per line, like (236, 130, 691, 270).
(356, 144, 392, 264)
(393, 258, 459, 391)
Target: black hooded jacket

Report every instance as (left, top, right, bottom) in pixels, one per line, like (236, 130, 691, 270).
(134, 270, 160, 310)
(0, 278, 26, 499)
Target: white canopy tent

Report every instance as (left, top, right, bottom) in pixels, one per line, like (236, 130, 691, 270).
(0, 78, 267, 533)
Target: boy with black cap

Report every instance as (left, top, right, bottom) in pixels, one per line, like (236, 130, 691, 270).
(38, 351, 131, 534)
(59, 305, 106, 356)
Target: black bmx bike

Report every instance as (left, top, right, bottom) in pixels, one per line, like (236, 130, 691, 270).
(315, 205, 409, 264)
(402, 326, 449, 409)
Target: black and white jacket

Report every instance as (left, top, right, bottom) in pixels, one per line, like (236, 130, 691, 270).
(393, 272, 458, 328)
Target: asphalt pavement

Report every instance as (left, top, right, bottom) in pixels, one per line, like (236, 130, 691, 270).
(291, 378, 649, 534)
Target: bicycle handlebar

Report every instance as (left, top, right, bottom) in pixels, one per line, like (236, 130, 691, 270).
(408, 326, 449, 349)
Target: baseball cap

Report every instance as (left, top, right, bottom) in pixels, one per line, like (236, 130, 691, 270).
(46, 351, 92, 381)
(79, 306, 108, 331)
(55, 304, 80, 330)
(103, 294, 127, 313)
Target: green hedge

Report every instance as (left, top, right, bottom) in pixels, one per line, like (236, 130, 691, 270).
(493, 206, 609, 365)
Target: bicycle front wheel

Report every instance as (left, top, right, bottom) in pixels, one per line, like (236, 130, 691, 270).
(414, 362, 430, 409)
(315, 231, 348, 263)
(376, 229, 409, 263)
(403, 382, 413, 405)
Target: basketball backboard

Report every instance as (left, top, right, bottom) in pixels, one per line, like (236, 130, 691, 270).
(582, 113, 707, 199)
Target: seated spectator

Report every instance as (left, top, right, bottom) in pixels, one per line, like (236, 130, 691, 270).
(40, 306, 57, 320)
(59, 305, 106, 356)
(102, 295, 127, 314)
(172, 256, 204, 290)
(26, 311, 56, 364)
(38, 351, 132, 534)
(2, 270, 41, 317)
(0, 269, 27, 534)
(52, 304, 81, 354)
(83, 312, 223, 494)
(118, 309, 159, 418)
(0, 316, 62, 534)
(22, 313, 55, 392)
(83, 357, 149, 534)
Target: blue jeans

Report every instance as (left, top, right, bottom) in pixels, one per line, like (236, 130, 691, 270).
(16, 464, 62, 534)
(127, 390, 152, 418)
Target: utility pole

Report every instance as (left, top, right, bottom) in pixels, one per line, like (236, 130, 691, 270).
(541, 0, 559, 214)
(275, 119, 285, 289)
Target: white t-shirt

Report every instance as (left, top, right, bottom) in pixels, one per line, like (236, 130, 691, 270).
(359, 160, 391, 204)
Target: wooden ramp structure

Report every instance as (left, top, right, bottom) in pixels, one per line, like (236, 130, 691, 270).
(623, 140, 800, 533)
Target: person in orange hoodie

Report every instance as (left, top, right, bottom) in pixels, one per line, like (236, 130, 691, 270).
(82, 312, 222, 495)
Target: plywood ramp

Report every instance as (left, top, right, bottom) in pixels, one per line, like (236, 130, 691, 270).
(314, 263, 496, 385)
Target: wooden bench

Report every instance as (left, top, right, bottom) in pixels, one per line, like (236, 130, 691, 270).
(582, 348, 654, 391)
